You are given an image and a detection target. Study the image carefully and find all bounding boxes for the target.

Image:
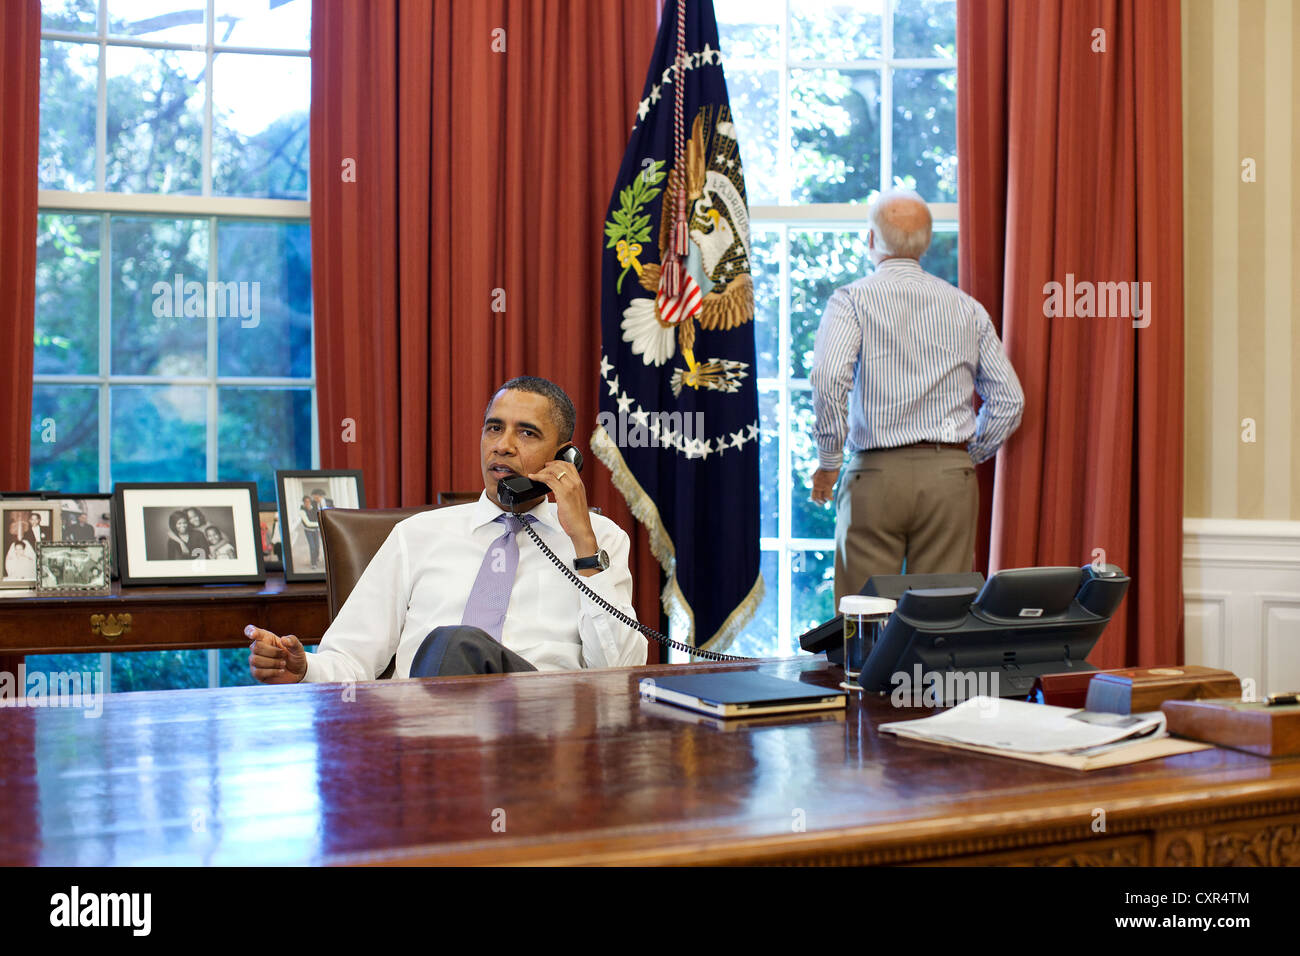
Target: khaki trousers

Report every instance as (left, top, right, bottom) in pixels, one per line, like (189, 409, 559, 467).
(833, 446, 978, 606)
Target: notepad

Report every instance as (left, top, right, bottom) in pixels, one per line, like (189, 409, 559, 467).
(638, 672, 848, 718)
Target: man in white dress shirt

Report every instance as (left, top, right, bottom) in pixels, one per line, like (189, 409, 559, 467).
(809, 189, 1024, 604)
(246, 376, 647, 682)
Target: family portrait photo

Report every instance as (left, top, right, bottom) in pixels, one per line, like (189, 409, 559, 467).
(114, 483, 265, 586)
(275, 470, 364, 581)
(142, 505, 240, 561)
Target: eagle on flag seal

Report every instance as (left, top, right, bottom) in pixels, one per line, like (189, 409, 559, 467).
(613, 105, 754, 397)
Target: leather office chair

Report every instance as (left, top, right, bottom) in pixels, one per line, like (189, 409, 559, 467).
(436, 491, 479, 507)
(319, 506, 440, 679)
(320, 495, 604, 679)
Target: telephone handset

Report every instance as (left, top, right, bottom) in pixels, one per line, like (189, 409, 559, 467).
(498, 443, 752, 662)
(496, 443, 584, 508)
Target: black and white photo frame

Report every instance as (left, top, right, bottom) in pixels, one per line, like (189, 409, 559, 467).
(113, 482, 265, 586)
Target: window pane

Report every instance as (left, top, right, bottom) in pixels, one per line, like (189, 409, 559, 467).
(790, 69, 880, 204)
(110, 385, 207, 484)
(110, 216, 209, 376)
(35, 213, 100, 375)
(216, 220, 312, 377)
(217, 388, 313, 502)
(790, 387, 836, 539)
(31, 385, 99, 491)
(212, 53, 309, 199)
(788, 229, 871, 379)
(714, 0, 780, 59)
(751, 228, 779, 378)
(725, 69, 780, 206)
(42, 0, 97, 33)
(109, 649, 209, 692)
(107, 0, 205, 44)
(891, 68, 956, 200)
(214, 0, 310, 50)
(219, 646, 258, 687)
(729, 549, 779, 658)
(921, 229, 958, 286)
(893, 0, 957, 59)
(791, 0, 882, 61)
(106, 46, 205, 194)
(790, 548, 835, 638)
(39, 40, 97, 191)
(759, 388, 778, 538)
(24, 654, 104, 701)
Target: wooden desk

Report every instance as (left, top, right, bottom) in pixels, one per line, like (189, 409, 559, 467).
(2, 657, 1299, 866)
(0, 573, 329, 661)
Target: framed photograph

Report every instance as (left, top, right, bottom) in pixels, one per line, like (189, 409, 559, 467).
(1, 498, 61, 589)
(36, 542, 110, 594)
(275, 470, 365, 582)
(258, 502, 283, 572)
(113, 482, 265, 586)
(47, 493, 116, 578)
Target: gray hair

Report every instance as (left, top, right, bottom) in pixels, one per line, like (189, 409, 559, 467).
(489, 376, 576, 442)
(867, 188, 933, 259)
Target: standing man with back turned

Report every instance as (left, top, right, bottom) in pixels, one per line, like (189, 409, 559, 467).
(809, 188, 1025, 605)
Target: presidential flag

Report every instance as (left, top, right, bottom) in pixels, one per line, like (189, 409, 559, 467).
(592, 0, 762, 653)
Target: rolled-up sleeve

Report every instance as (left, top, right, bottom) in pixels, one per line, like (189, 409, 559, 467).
(967, 305, 1025, 464)
(810, 288, 863, 471)
(576, 524, 646, 668)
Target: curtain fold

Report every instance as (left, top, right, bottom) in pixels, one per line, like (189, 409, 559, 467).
(1, 0, 39, 490)
(957, 0, 1184, 668)
(310, 0, 663, 650)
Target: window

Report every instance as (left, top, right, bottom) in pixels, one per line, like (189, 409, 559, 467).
(715, 0, 958, 656)
(30, 0, 314, 691)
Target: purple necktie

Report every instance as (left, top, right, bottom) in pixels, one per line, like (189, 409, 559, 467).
(460, 513, 535, 641)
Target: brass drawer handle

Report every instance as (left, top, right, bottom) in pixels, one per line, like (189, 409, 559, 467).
(90, 613, 132, 640)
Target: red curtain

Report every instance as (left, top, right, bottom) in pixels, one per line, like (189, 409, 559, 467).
(957, 0, 1184, 668)
(310, 0, 663, 650)
(0, 0, 39, 490)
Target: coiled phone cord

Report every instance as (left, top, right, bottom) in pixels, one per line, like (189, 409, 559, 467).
(517, 517, 755, 662)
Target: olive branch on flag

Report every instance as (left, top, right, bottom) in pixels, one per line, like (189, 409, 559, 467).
(605, 159, 666, 293)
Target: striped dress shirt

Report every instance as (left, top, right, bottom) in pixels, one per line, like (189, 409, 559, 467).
(810, 257, 1024, 469)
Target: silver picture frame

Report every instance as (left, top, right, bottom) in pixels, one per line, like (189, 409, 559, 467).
(35, 541, 111, 595)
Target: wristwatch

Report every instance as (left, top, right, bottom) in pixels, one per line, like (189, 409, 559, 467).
(573, 549, 610, 572)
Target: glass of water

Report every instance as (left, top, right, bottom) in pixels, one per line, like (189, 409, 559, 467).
(837, 595, 897, 691)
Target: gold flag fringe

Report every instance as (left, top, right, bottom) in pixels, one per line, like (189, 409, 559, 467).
(591, 423, 766, 654)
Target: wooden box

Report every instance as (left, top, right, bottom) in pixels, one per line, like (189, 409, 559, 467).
(1084, 666, 1241, 715)
(1163, 698, 1300, 757)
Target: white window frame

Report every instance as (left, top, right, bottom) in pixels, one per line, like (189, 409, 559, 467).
(718, 0, 958, 657)
(36, 0, 315, 691)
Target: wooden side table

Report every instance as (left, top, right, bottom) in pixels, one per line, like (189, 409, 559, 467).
(0, 572, 329, 674)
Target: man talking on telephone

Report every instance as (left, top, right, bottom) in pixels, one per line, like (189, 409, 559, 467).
(246, 376, 647, 681)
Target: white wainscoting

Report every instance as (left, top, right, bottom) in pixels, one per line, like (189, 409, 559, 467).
(1183, 519, 1300, 695)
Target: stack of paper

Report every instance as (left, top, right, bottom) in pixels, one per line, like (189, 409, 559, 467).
(879, 697, 1211, 770)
